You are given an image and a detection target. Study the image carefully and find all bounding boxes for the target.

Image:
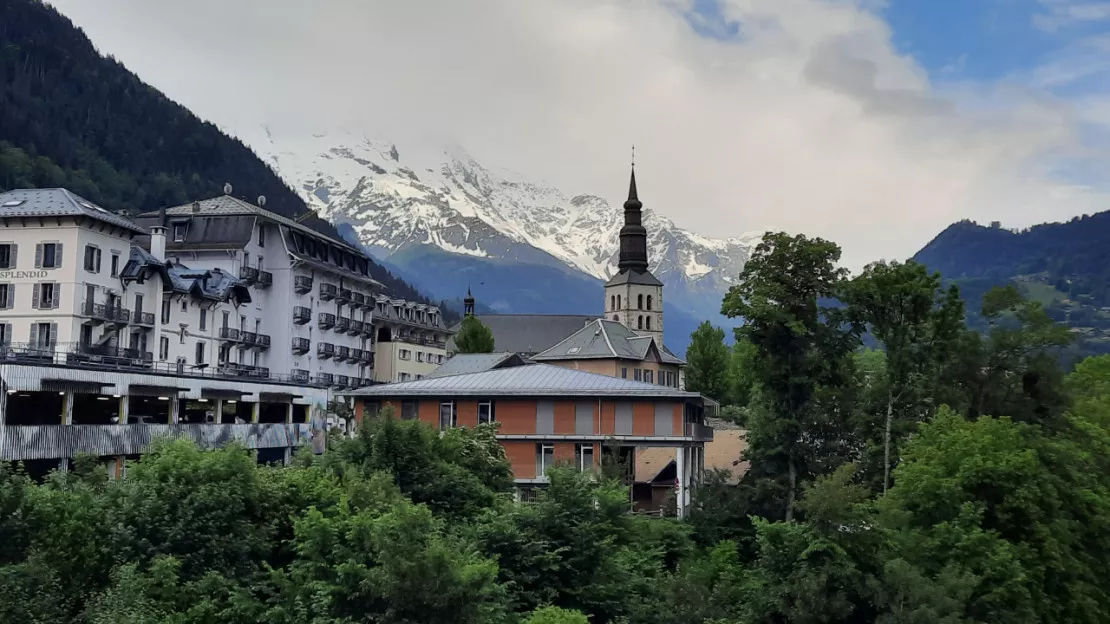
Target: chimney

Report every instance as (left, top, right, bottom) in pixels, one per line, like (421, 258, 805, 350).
(191, 201, 201, 213)
(150, 225, 167, 261)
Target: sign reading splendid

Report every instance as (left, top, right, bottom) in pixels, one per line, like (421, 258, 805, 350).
(0, 270, 49, 279)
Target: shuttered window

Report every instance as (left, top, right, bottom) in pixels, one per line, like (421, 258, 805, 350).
(35, 243, 62, 269)
(0, 244, 15, 269)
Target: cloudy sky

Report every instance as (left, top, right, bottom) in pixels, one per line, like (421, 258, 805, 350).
(48, 0, 1110, 269)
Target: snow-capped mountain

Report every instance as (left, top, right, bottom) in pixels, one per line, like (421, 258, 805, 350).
(246, 127, 762, 351)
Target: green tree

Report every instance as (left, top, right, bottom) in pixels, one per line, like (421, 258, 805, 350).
(721, 232, 857, 520)
(685, 321, 730, 402)
(454, 315, 496, 353)
(726, 336, 759, 408)
(524, 606, 591, 624)
(839, 260, 964, 492)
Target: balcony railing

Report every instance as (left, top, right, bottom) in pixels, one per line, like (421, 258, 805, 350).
(255, 334, 271, 350)
(319, 283, 337, 300)
(335, 317, 350, 332)
(362, 323, 375, 338)
(294, 275, 313, 294)
(83, 301, 131, 324)
(240, 331, 258, 347)
(351, 348, 363, 361)
(318, 313, 335, 330)
(336, 346, 351, 361)
(219, 327, 241, 342)
(293, 306, 311, 324)
(291, 337, 310, 354)
(257, 270, 273, 287)
(689, 422, 715, 442)
(315, 373, 334, 386)
(133, 311, 155, 327)
(349, 320, 364, 335)
(337, 288, 352, 303)
(239, 266, 259, 284)
(336, 374, 350, 388)
(291, 369, 311, 384)
(360, 351, 374, 364)
(0, 342, 326, 388)
(351, 292, 365, 308)
(317, 343, 335, 359)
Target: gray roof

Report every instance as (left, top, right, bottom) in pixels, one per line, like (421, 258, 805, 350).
(344, 363, 700, 399)
(532, 319, 685, 364)
(426, 352, 528, 378)
(0, 188, 146, 234)
(374, 295, 449, 331)
(605, 269, 664, 287)
(446, 314, 598, 355)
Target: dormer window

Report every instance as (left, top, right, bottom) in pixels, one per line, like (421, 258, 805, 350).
(172, 223, 186, 242)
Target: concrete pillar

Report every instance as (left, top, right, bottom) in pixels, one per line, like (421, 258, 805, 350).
(168, 397, 179, 424)
(251, 402, 260, 424)
(286, 403, 294, 424)
(61, 391, 74, 425)
(215, 399, 223, 424)
(118, 396, 129, 424)
(675, 446, 688, 519)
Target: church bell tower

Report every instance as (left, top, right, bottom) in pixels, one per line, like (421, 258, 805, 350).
(604, 164, 664, 344)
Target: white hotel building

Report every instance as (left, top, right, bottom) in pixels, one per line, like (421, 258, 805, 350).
(0, 188, 448, 475)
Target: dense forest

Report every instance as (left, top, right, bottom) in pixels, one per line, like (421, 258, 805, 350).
(913, 214, 1110, 355)
(0, 0, 446, 314)
(6, 231, 1110, 623)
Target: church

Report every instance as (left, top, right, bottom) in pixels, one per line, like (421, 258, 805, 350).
(446, 166, 685, 388)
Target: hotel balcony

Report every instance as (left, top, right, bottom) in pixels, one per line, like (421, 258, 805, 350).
(291, 369, 311, 384)
(351, 348, 363, 361)
(257, 270, 273, 287)
(348, 320, 364, 335)
(315, 372, 334, 386)
(350, 292, 365, 308)
(82, 301, 130, 326)
(240, 331, 258, 348)
(132, 311, 155, 328)
(219, 327, 241, 343)
(319, 283, 337, 301)
(337, 288, 352, 304)
(239, 266, 259, 285)
(360, 351, 374, 364)
(291, 337, 310, 354)
(255, 334, 271, 350)
(335, 317, 350, 333)
(362, 323, 375, 338)
(317, 343, 335, 359)
(336, 374, 350, 388)
(318, 313, 335, 330)
(294, 275, 313, 294)
(336, 346, 351, 361)
(293, 306, 311, 324)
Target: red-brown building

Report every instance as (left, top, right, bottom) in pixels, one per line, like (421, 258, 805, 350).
(344, 363, 714, 515)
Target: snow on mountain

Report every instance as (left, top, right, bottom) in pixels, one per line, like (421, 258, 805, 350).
(248, 127, 761, 307)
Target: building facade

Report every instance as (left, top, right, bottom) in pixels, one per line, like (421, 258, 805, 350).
(371, 295, 450, 382)
(346, 364, 712, 517)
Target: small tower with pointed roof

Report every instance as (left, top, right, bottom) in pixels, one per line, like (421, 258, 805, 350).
(463, 287, 475, 317)
(605, 162, 664, 345)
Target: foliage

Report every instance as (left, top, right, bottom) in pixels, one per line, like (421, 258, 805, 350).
(684, 321, 730, 402)
(454, 315, 497, 353)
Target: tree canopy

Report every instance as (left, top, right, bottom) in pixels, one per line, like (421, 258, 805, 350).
(454, 316, 496, 354)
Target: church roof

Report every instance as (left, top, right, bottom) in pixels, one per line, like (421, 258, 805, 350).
(446, 314, 598, 355)
(531, 319, 685, 364)
(426, 352, 529, 378)
(605, 269, 664, 287)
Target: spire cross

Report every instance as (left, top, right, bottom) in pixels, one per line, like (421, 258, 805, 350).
(631, 144, 635, 168)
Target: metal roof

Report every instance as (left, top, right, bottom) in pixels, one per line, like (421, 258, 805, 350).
(605, 269, 664, 287)
(0, 188, 146, 233)
(426, 352, 527, 378)
(532, 319, 685, 364)
(446, 314, 598, 355)
(344, 363, 700, 399)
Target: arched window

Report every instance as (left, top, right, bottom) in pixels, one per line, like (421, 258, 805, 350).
(612, 314, 619, 321)
(617, 294, 621, 309)
(646, 316, 652, 330)
(610, 295, 615, 310)
(638, 315, 643, 330)
(647, 295, 653, 311)
(637, 294, 644, 309)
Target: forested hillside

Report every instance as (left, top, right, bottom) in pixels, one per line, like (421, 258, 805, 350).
(914, 213, 1110, 355)
(0, 0, 445, 312)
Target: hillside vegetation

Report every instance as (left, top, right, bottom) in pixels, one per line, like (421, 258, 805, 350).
(0, 0, 443, 311)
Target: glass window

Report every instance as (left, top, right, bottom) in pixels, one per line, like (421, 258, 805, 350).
(161, 299, 171, 323)
(621, 367, 627, 379)
(37, 282, 56, 308)
(199, 309, 207, 331)
(0, 244, 12, 269)
(195, 341, 205, 364)
(644, 370, 654, 384)
(537, 444, 555, 478)
(173, 223, 186, 242)
(634, 369, 642, 381)
(258, 225, 265, 247)
(0, 284, 9, 309)
(41, 243, 59, 268)
(401, 400, 419, 421)
(439, 401, 456, 430)
(478, 401, 495, 425)
(110, 253, 120, 277)
(576, 444, 595, 471)
(159, 336, 169, 360)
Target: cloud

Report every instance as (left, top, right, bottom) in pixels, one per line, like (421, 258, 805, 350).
(1033, 0, 1110, 32)
(46, 0, 1110, 270)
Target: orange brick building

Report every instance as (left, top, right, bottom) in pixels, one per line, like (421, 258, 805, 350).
(345, 363, 713, 514)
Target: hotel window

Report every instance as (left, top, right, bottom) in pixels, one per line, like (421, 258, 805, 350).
(644, 370, 654, 384)
(0, 323, 10, 346)
(0, 284, 10, 309)
(195, 341, 206, 365)
(478, 401, 495, 425)
(617, 294, 621, 309)
(0, 243, 14, 269)
(33, 282, 58, 309)
(575, 443, 595, 471)
(536, 443, 555, 478)
(416, 352, 424, 363)
(83, 245, 101, 273)
(439, 401, 457, 430)
(161, 299, 171, 323)
(199, 309, 207, 331)
(110, 253, 120, 277)
(36, 242, 61, 269)
(399, 349, 411, 360)
(401, 400, 419, 420)
(610, 295, 615, 310)
(30, 322, 55, 349)
(159, 336, 169, 360)
(172, 223, 186, 242)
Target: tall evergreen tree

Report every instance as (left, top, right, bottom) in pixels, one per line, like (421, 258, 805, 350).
(454, 316, 496, 354)
(684, 321, 730, 402)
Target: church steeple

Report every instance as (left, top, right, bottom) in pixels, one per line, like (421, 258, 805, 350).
(464, 286, 475, 317)
(617, 166, 649, 273)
